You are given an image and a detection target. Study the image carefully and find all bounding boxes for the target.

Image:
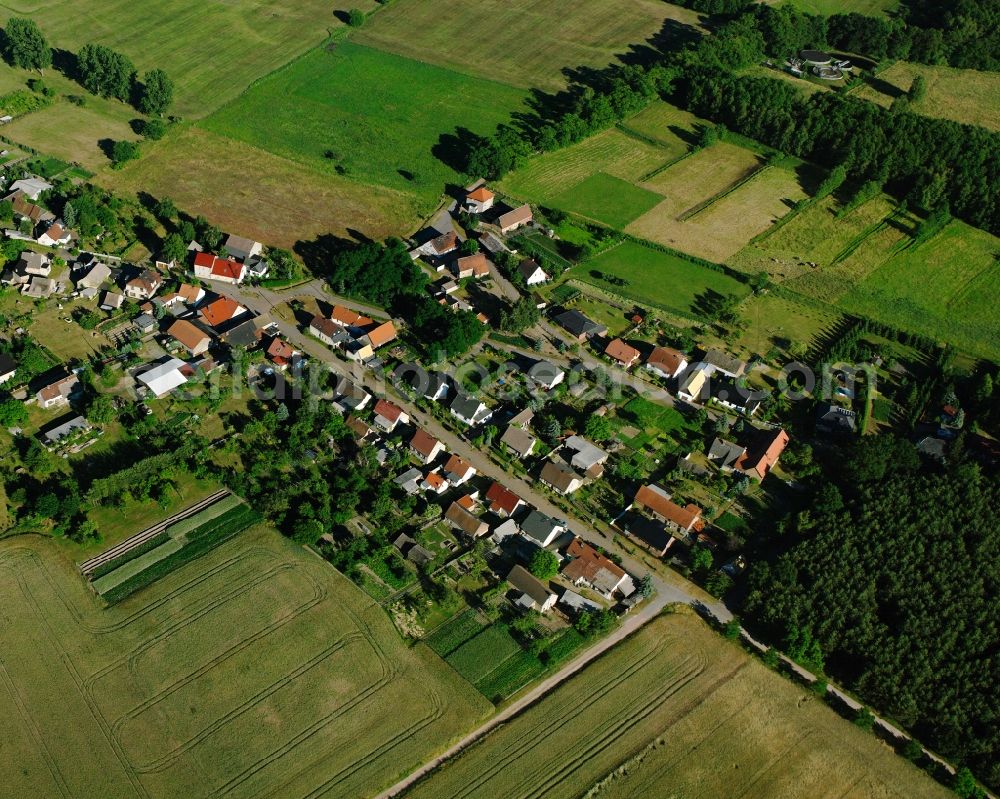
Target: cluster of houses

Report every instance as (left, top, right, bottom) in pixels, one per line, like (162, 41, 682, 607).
(334, 383, 637, 615)
(308, 305, 397, 367)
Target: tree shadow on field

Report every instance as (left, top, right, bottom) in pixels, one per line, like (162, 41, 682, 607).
(97, 138, 116, 161)
(432, 128, 481, 174)
(50, 47, 77, 80)
(293, 232, 368, 279)
(861, 71, 905, 100)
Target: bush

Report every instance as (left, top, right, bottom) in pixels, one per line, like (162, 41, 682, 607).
(141, 118, 167, 140)
(111, 140, 140, 168)
(347, 8, 365, 26)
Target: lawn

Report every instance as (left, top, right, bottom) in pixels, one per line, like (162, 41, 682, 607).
(839, 221, 1000, 362)
(354, 0, 704, 92)
(854, 62, 1000, 132)
(575, 240, 750, 319)
(404, 612, 948, 799)
(551, 172, 663, 228)
(99, 126, 419, 248)
(201, 42, 527, 206)
(0, 526, 490, 799)
(783, 0, 898, 13)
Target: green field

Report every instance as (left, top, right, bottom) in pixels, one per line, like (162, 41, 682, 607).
(576, 241, 750, 319)
(782, 0, 898, 14)
(0, 527, 490, 798)
(201, 43, 526, 205)
(736, 293, 844, 358)
(551, 172, 663, 228)
(404, 612, 948, 799)
(839, 222, 1000, 361)
(354, 0, 704, 91)
(854, 62, 1000, 132)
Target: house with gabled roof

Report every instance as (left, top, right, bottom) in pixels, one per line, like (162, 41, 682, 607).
(443, 453, 476, 485)
(167, 319, 211, 356)
(421, 469, 449, 495)
(124, 268, 163, 301)
(500, 423, 537, 459)
(506, 564, 556, 612)
(330, 304, 373, 329)
(0, 353, 16, 385)
(707, 437, 746, 472)
(266, 337, 298, 369)
(555, 309, 606, 341)
(703, 348, 746, 378)
(192, 251, 247, 284)
(37, 221, 72, 247)
(409, 428, 444, 464)
(526, 359, 564, 390)
(540, 460, 583, 495)
(372, 398, 408, 432)
(645, 346, 688, 380)
(223, 234, 263, 263)
(518, 258, 549, 286)
(736, 428, 789, 481)
(604, 338, 640, 369)
(498, 204, 532, 234)
(309, 315, 347, 348)
(485, 481, 524, 518)
(464, 185, 495, 214)
(445, 500, 489, 538)
(563, 435, 608, 478)
(453, 252, 491, 279)
(519, 510, 566, 547)
(333, 377, 370, 413)
(628, 484, 704, 554)
(365, 320, 397, 350)
(200, 296, 247, 329)
(450, 393, 492, 426)
(562, 537, 634, 599)
(36, 371, 80, 409)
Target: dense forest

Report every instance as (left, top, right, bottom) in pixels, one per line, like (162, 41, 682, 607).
(463, 0, 1000, 234)
(742, 438, 1000, 790)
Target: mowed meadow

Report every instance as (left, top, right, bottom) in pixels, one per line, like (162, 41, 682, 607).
(404, 612, 949, 799)
(0, 527, 489, 799)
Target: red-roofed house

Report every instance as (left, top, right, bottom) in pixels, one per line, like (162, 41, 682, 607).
(373, 399, 408, 432)
(330, 305, 373, 328)
(632, 485, 704, 550)
(485, 481, 524, 517)
(464, 186, 495, 214)
(562, 538, 633, 599)
(199, 296, 246, 329)
(453, 253, 491, 279)
(604, 338, 640, 369)
(192, 251, 248, 284)
(421, 469, 449, 494)
(266, 337, 298, 369)
(736, 428, 789, 481)
(409, 428, 444, 464)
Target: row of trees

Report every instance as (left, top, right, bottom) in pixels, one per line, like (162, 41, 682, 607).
(0, 19, 173, 115)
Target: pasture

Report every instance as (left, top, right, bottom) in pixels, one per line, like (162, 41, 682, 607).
(840, 221, 1000, 361)
(0, 0, 366, 119)
(855, 62, 1000, 131)
(404, 611, 947, 799)
(551, 172, 663, 228)
(99, 127, 419, 248)
(501, 127, 672, 200)
(736, 293, 844, 358)
(200, 43, 526, 206)
(354, 0, 705, 91)
(577, 240, 750, 318)
(0, 526, 489, 799)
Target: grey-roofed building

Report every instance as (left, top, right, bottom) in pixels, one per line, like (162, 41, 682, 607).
(816, 403, 857, 435)
(491, 518, 519, 544)
(394, 467, 424, 495)
(555, 309, 606, 341)
(506, 564, 556, 612)
(133, 313, 158, 335)
(0, 353, 16, 385)
(703, 348, 746, 378)
(519, 510, 566, 547)
(219, 316, 266, 349)
(333, 377, 371, 413)
(500, 424, 537, 459)
(558, 588, 602, 616)
(526, 359, 564, 390)
(22, 276, 56, 298)
(76, 262, 111, 290)
(539, 460, 583, 495)
(563, 435, 608, 477)
(42, 415, 90, 446)
(707, 437, 747, 471)
(709, 376, 761, 416)
(223, 234, 263, 263)
(450, 392, 492, 426)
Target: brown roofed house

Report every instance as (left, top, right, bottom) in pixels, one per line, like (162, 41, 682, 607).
(330, 304, 373, 328)
(445, 501, 489, 538)
(372, 398, 408, 432)
(200, 296, 246, 329)
(409, 428, 444, 464)
(453, 253, 491, 279)
(167, 319, 211, 356)
(632, 484, 704, 550)
(604, 338, 640, 369)
(498, 204, 532, 234)
(645, 346, 688, 380)
(444, 453, 476, 485)
(464, 186, 495, 214)
(266, 337, 297, 369)
(562, 537, 633, 598)
(540, 460, 583, 495)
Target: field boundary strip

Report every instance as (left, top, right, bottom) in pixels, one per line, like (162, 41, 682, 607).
(637, 148, 697, 182)
(78, 488, 231, 577)
(677, 164, 770, 222)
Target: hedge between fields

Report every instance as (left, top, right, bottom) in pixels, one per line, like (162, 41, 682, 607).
(164, 494, 242, 538)
(101, 506, 261, 605)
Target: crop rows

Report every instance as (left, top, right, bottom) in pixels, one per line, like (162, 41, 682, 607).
(164, 494, 242, 538)
(87, 531, 170, 579)
(426, 610, 485, 656)
(445, 625, 521, 684)
(101, 506, 261, 605)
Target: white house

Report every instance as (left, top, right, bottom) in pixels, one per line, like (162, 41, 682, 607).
(518, 258, 549, 286)
(192, 251, 248, 284)
(464, 186, 495, 214)
(450, 393, 492, 426)
(443, 454, 476, 485)
(645, 346, 688, 380)
(36, 222, 72, 247)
